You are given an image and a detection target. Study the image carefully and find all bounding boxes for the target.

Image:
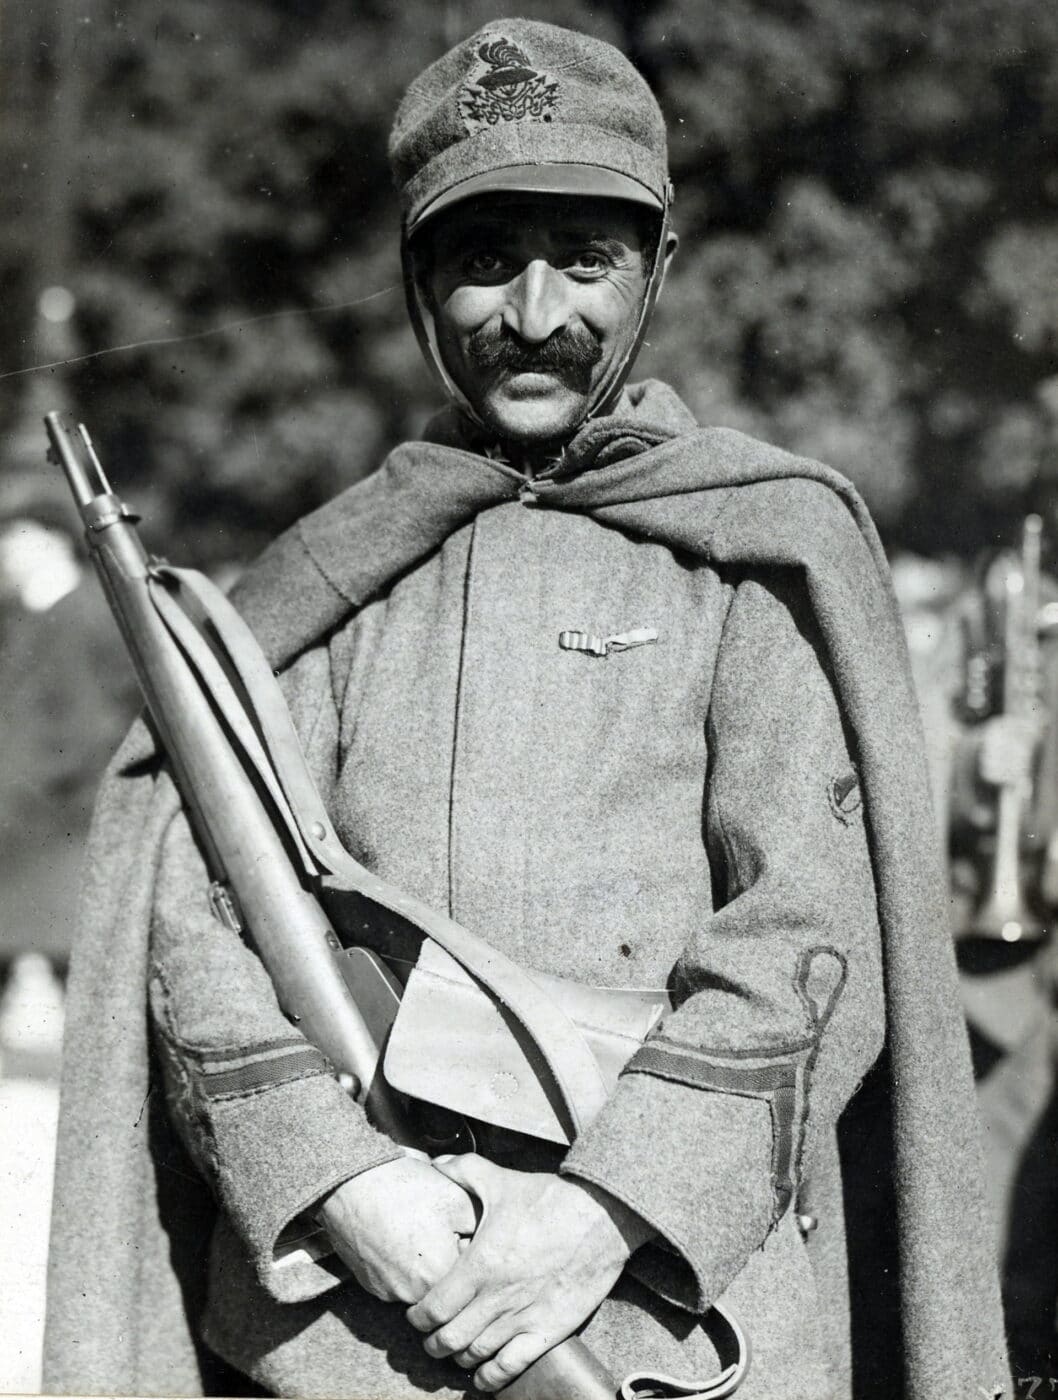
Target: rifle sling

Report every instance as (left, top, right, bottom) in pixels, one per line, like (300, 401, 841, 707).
(149, 565, 610, 1138)
(147, 576, 319, 876)
(618, 1291, 750, 1398)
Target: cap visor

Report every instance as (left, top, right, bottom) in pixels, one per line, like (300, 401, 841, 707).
(410, 163, 663, 233)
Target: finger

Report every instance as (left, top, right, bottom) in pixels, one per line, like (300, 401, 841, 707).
(406, 1264, 479, 1334)
(423, 1295, 513, 1360)
(473, 1332, 550, 1393)
(452, 1313, 523, 1369)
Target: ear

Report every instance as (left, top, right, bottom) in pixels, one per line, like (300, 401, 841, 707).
(405, 234, 438, 312)
(658, 228, 679, 295)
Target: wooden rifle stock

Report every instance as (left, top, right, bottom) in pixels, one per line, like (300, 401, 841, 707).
(46, 412, 617, 1400)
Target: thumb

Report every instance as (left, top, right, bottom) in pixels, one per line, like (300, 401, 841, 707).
(428, 1153, 481, 1232)
(432, 1151, 498, 1208)
(439, 1179, 479, 1236)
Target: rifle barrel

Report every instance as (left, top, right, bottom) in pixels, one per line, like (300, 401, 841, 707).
(44, 412, 98, 509)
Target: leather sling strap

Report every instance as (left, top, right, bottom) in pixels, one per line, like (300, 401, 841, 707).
(148, 581, 320, 876)
(619, 1291, 750, 1398)
(147, 565, 610, 1137)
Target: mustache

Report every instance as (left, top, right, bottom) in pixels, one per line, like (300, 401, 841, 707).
(467, 324, 603, 388)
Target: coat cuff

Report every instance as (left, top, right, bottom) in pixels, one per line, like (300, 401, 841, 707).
(153, 1012, 403, 1303)
(209, 1070, 403, 1302)
(560, 1070, 774, 1312)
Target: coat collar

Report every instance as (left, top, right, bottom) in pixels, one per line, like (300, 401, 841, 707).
(232, 377, 891, 674)
(419, 377, 698, 480)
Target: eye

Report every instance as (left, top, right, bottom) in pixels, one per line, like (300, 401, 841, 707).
(561, 248, 614, 279)
(462, 250, 513, 282)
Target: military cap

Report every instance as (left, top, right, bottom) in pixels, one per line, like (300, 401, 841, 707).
(389, 18, 670, 233)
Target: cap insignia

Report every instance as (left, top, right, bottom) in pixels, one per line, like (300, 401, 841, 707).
(459, 37, 559, 133)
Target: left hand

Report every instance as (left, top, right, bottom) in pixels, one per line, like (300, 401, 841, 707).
(405, 1154, 654, 1392)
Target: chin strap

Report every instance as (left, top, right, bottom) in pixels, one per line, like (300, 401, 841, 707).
(588, 180, 674, 421)
(402, 236, 482, 427)
(401, 180, 675, 439)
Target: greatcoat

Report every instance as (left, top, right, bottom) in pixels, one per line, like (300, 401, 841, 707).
(45, 381, 1009, 1400)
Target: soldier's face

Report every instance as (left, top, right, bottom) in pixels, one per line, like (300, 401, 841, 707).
(419, 194, 655, 445)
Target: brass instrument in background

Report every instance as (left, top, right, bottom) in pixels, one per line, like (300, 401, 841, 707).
(964, 515, 1046, 942)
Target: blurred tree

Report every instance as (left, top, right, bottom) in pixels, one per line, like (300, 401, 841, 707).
(635, 0, 1058, 550)
(13, 0, 613, 565)
(2, 0, 1058, 959)
(1, 0, 1056, 560)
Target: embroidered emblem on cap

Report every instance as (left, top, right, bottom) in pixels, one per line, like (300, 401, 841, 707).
(459, 36, 559, 133)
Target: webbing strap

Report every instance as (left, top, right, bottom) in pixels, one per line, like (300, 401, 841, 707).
(148, 565, 610, 1138)
(620, 1299, 750, 1398)
(148, 578, 317, 875)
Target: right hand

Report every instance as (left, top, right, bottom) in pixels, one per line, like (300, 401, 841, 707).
(317, 1155, 477, 1305)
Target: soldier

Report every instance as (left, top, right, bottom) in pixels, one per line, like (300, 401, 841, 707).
(898, 531, 1058, 1385)
(46, 19, 1007, 1400)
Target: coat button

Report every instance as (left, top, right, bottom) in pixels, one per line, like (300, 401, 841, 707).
(797, 1212, 818, 1237)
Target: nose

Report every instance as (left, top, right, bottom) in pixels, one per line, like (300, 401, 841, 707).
(502, 259, 571, 344)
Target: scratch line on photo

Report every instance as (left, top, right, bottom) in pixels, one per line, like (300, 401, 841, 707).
(0, 283, 404, 383)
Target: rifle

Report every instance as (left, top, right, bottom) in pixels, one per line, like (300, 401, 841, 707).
(45, 412, 621, 1400)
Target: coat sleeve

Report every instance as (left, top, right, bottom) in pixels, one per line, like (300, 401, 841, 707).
(147, 646, 403, 1305)
(560, 569, 886, 1313)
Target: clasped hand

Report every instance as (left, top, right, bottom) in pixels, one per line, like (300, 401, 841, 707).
(320, 1152, 651, 1392)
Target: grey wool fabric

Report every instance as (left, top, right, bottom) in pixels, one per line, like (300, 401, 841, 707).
(46, 380, 1008, 1399)
(152, 470, 879, 1399)
(389, 18, 669, 226)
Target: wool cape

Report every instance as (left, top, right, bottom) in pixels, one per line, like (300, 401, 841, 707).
(46, 382, 1008, 1399)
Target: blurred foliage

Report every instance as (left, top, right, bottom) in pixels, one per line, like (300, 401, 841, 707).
(633, 0, 1058, 551)
(2, 0, 1058, 561)
(2, 0, 1058, 953)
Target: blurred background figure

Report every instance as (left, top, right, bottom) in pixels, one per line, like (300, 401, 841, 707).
(895, 513, 1058, 1384)
(0, 953, 64, 1392)
(2, 0, 1058, 1389)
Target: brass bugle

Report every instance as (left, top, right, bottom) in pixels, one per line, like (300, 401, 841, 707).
(970, 516, 1045, 942)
